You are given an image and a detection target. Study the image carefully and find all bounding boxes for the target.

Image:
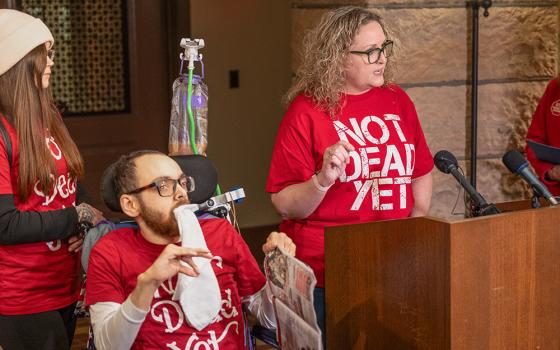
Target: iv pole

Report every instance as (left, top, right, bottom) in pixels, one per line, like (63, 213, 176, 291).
(469, 0, 492, 188)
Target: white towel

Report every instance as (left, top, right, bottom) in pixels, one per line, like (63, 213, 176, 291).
(172, 205, 221, 331)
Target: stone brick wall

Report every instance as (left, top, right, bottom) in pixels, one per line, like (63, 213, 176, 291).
(291, 0, 558, 218)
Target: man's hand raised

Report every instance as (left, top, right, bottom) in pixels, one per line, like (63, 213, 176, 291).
(132, 245, 212, 310)
(143, 244, 213, 284)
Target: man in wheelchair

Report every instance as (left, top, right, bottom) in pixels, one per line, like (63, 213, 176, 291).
(85, 150, 294, 349)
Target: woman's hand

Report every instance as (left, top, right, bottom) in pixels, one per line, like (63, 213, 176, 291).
(67, 235, 83, 252)
(76, 203, 105, 225)
(270, 141, 356, 220)
(318, 141, 355, 187)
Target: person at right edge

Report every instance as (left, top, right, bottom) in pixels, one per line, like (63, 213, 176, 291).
(265, 6, 434, 345)
(526, 77, 560, 196)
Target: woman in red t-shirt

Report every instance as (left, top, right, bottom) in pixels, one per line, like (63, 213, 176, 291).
(0, 9, 104, 350)
(266, 6, 433, 341)
(526, 78, 560, 196)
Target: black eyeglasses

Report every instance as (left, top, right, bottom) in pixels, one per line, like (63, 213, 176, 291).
(126, 174, 195, 197)
(349, 40, 393, 64)
(47, 49, 55, 61)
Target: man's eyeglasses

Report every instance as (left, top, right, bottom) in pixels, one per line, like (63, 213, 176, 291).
(126, 175, 195, 197)
(47, 49, 55, 61)
(349, 40, 393, 64)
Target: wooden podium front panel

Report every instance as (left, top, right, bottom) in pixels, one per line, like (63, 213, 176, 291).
(533, 207, 560, 348)
(450, 206, 560, 350)
(325, 206, 560, 349)
(325, 218, 451, 350)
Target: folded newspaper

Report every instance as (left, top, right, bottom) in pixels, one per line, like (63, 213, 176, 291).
(264, 248, 323, 350)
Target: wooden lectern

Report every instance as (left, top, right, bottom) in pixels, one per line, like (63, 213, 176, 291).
(324, 203, 560, 349)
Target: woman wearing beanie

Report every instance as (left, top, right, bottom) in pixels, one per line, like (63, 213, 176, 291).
(0, 9, 104, 350)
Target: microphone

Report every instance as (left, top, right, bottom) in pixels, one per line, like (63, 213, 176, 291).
(502, 150, 558, 206)
(434, 150, 501, 216)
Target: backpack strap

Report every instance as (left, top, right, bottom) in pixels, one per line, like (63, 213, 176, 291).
(0, 119, 12, 168)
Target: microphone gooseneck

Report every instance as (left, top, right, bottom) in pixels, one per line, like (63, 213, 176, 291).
(434, 150, 501, 217)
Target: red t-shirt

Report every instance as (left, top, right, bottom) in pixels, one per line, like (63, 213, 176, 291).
(85, 218, 266, 350)
(266, 85, 433, 287)
(0, 117, 80, 315)
(526, 78, 560, 195)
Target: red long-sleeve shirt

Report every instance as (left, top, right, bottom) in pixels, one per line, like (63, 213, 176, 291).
(526, 78, 560, 196)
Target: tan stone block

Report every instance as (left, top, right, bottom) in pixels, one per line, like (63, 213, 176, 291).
(477, 158, 531, 204)
(406, 85, 469, 157)
(388, 6, 556, 83)
(291, 9, 327, 72)
(296, 0, 551, 6)
(383, 8, 468, 84)
(292, 0, 366, 5)
(365, 0, 466, 5)
(366, 0, 557, 4)
(477, 80, 549, 157)
(479, 7, 557, 80)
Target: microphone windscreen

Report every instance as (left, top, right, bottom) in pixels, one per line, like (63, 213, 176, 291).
(502, 150, 527, 174)
(434, 150, 458, 174)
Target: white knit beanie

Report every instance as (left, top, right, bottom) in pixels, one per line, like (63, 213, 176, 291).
(0, 9, 54, 76)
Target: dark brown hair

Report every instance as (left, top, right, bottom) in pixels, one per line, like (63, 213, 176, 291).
(113, 150, 165, 198)
(0, 44, 84, 200)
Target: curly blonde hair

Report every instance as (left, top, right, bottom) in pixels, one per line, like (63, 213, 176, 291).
(284, 6, 397, 116)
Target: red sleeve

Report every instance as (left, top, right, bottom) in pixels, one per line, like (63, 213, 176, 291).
(0, 118, 14, 195)
(85, 239, 126, 306)
(232, 228, 266, 298)
(266, 98, 316, 193)
(398, 88, 434, 178)
(526, 79, 557, 184)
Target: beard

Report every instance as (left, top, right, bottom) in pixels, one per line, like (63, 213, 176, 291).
(138, 199, 188, 239)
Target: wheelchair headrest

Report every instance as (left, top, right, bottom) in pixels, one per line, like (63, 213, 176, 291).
(100, 154, 219, 212)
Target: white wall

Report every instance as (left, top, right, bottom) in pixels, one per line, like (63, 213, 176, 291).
(190, 1, 292, 227)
